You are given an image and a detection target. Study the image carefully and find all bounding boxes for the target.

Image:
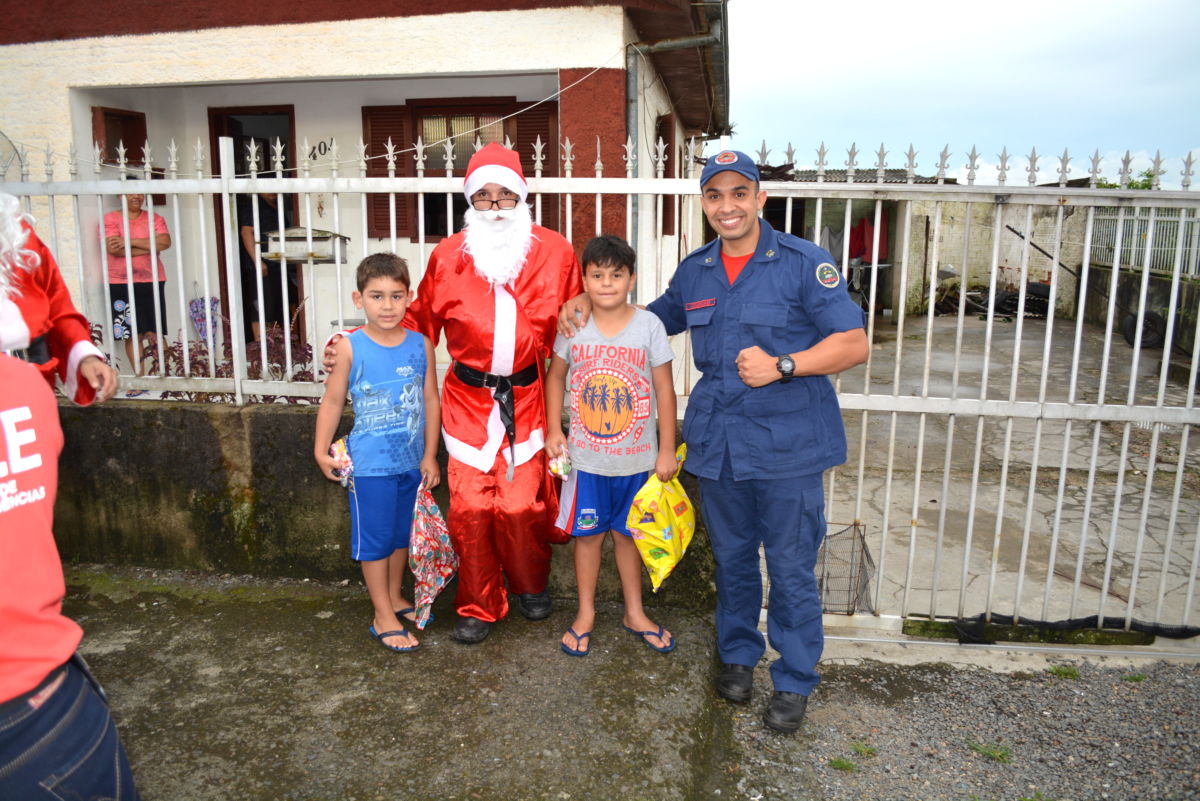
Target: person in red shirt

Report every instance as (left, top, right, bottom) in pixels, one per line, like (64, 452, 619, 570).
(0, 354, 139, 799)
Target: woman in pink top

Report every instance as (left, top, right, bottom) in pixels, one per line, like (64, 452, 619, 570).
(104, 193, 171, 379)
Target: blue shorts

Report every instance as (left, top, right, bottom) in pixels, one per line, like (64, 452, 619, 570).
(556, 469, 649, 538)
(348, 470, 421, 561)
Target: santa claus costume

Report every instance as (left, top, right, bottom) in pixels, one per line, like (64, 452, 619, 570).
(405, 143, 582, 642)
(0, 193, 113, 405)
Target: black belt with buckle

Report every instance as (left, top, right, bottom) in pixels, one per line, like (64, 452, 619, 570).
(452, 360, 540, 478)
(8, 334, 50, 365)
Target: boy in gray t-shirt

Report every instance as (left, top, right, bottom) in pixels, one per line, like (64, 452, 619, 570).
(545, 235, 678, 657)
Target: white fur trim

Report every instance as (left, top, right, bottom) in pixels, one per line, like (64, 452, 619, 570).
(443, 412, 542, 471)
(464, 164, 528, 203)
(491, 287, 515, 375)
(63, 339, 105, 404)
(0, 296, 30, 349)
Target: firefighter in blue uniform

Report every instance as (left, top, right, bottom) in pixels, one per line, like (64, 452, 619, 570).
(560, 150, 868, 732)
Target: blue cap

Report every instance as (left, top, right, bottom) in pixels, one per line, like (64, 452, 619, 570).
(700, 150, 760, 188)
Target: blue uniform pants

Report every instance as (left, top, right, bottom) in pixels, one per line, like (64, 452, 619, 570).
(698, 469, 827, 695)
(0, 657, 139, 800)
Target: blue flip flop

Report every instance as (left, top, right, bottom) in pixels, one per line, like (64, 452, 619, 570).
(623, 623, 675, 653)
(561, 627, 591, 657)
(369, 624, 419, 653)
(396, 606, 433, 626)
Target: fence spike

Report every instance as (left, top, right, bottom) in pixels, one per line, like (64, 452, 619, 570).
(966, 145, 980, 186)
(17, 144, 28, 182)
(328, 138, 340, 178)
(595, 136, 604, 176)
(815, 142, 827, 181)
(1088, 149, 1102, 188)
(474, 137, 483, 153)
(357, 139, 368, 175)
(246, 139, 260, 175)
(845, 142, 858, 183)
(561, 137, 575, 177)
(441, 138, 455, 174)
(1150, 150, 1164, 190)
(141, 141, 153, 179)
(167, 140, 179, 179)
(1182, 151, 1195, 191)
(385, 138, 397, 175)
(653, 136, 667, 176)
(116, 140, 128, 178)
(622, 136, 636, 177)
(1026, 146, 1040, 186)
(756, 140, 770, 165)
(936, 144, 950, 184)
(193, 138, 205, 176)
(904, 144, 917, 184)
(1119, 150, 1132, 188)
(413, 136, 427, 175)
(503, 134, 513, 151)
(68, 143, 78, 180)
(300, 137, 311, 177)
(1057, 148, 1071, 187)
(997, 147, 1010, 186)
(43, 144, 55, 182)
(785, 143, 796, 166)
(272, 138, 286, 174)
(533, 135, 546, 177)
(94, 142, 103, 177)
(875, 142, 888, 183)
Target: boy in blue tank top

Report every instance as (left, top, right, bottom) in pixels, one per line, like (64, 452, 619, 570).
(315, 253, 441, 653)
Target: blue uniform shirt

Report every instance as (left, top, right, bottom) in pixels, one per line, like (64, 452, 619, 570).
(647, 219, 865, 481)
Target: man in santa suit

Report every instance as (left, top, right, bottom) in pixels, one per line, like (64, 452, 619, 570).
(405, 143, 581, 643)
(0, 193, 118, 405)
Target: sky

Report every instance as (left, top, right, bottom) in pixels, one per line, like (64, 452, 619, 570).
(721, 0, 1200, 188)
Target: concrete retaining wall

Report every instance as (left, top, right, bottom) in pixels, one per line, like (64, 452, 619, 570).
(55, 402, 716, 609)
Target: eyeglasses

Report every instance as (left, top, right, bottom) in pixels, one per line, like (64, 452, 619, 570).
(471, 196, 520, 211)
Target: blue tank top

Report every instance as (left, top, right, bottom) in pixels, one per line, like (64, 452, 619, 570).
(346, 328, 427, 476)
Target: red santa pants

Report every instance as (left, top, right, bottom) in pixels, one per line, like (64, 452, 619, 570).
(447, 450, 552, 622)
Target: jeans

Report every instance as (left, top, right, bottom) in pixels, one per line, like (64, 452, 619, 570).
(0, 656, 139, 800)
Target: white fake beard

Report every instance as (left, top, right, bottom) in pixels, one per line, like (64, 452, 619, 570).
(462, 202, 534, 286)
(0, 193, 38, 299)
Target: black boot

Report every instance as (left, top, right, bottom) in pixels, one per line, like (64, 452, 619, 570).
(715, 663, 754, 703)
(452, 616, 490, 644)
(763, 691, 808, 733)
(516, 590, 552, 620)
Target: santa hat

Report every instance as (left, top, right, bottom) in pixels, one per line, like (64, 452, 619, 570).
(463, 142, 528, 203)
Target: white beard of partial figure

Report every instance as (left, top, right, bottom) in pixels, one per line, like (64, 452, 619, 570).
(462, 203, 535, 287)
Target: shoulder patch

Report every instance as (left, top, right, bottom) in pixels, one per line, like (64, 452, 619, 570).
(815, 262, 841, 288)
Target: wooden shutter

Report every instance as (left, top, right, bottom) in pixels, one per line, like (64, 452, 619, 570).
(512, 101, 559, 232)
(362, 105, 416, 239)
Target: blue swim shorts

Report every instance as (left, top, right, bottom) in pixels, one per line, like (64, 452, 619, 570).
(556, 468, 649, 537)
(347, 470, 421, 561)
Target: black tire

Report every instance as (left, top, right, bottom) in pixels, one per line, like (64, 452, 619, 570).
(962, 286, 992, 315)
(1122, 311, 1167, 349)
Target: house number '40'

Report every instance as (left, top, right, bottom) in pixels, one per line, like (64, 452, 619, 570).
(308, 139, 334, 160)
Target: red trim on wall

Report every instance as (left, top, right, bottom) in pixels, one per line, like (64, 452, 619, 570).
(0, 1, 683, 46)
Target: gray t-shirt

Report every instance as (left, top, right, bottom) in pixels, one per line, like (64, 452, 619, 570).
(552, 308, 674, 476)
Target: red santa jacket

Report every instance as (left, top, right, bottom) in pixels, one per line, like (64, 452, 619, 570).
(405, 226, 581, 472)
(0, 224, 105, 405)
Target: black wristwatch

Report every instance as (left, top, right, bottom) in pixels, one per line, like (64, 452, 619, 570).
(776, 354, 795, 384)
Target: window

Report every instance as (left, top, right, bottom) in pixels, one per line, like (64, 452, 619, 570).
(362, 98, 559, 240)
(92, 106, 148, 167)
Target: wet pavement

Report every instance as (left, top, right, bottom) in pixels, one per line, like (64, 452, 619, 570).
(65, 564, 1199, 801)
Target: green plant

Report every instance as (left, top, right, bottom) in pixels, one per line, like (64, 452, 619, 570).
(1095, 168, 1156, 190)
(828, 757, 856, 772)
(1122, 673, 1147, 682)
(966, 740, 1012, 763)
(1018, 792, 1056, 801)
(1047, 664, 1080, 680)
(850, 741, 877, 758)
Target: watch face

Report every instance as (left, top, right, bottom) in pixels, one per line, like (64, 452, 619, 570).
(778, 355, 795, 373)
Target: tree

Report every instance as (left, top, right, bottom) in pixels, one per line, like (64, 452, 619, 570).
(1095, 168, 1155, 190)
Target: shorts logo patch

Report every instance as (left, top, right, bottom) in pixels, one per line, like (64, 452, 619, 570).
(685, 298, 716, 311)
(576, 509, 599, 531)
(816, 262, 841, 288)
(714, 151, 738, 165)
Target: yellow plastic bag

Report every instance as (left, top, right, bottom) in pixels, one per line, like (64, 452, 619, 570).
(626, 444, 695, 592)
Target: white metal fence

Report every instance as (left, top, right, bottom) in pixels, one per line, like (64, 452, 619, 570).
(5, 136, 1200, 641)
(1091, 207, 1200, 277)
